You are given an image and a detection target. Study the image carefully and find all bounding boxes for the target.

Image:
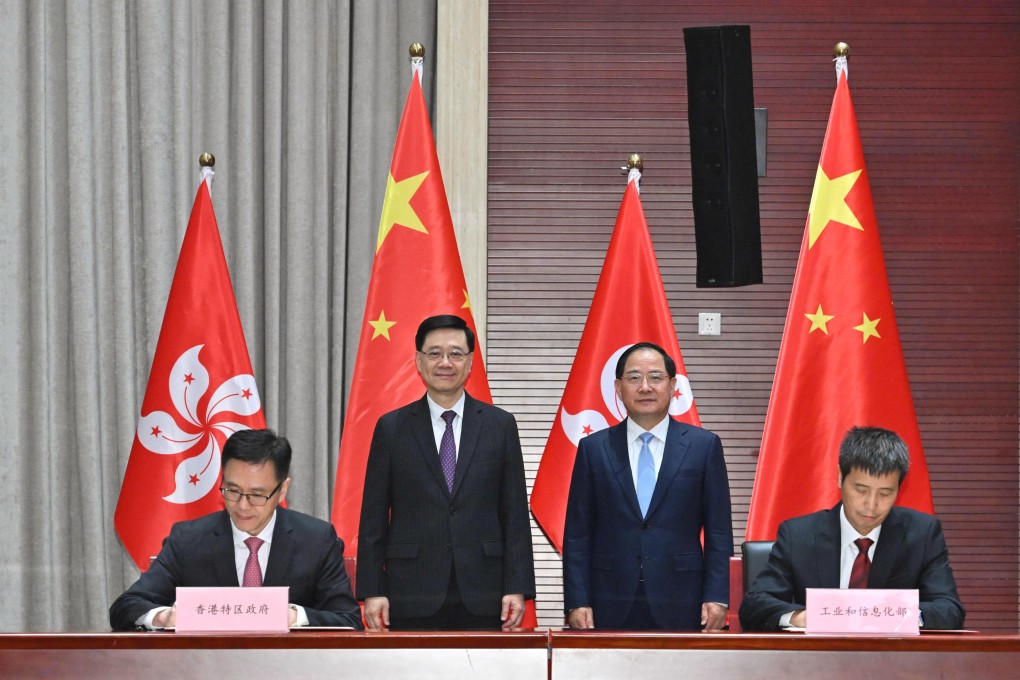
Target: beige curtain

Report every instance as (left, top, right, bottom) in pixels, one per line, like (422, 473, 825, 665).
(0, 0, 437, 631)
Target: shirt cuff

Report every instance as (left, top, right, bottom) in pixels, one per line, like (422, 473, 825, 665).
(290, 604, 309, 627)
(138, 606, 172, 630)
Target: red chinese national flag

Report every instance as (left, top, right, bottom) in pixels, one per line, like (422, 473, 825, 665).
(531, 170, 700, 554)
(745, 63, 933, 541)
(330, 62, 491, 554)
(115, 170, 266, 569)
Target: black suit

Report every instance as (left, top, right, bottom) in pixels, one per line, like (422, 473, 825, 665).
(739, 503, 965, 631)
(109, 507, 363, 631)
(357, 393, 535, 621)
(563, 418, 733, 629)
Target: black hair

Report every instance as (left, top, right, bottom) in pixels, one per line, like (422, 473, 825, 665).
(838, 426, 909, 483)
(221, 428, 292, 482)
(615, 342, 677, 379)
(415, 314, 475, 352)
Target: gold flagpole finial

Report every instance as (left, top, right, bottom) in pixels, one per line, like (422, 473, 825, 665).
(409, 42, 425, 58)
(199, 152, 215, 168)
(833, 42, 850, 81)
(622, 154, 644, 192)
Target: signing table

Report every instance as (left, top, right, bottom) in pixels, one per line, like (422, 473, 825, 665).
(551, 632, 1020, 678)
(0, 631, 548, 679)
(2, 631, 1019, 679)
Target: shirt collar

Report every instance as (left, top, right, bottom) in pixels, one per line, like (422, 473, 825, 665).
(426, 391, 466, 421)
(626, 415, 671, 444)
(839, 504, 882, 546)
(230, 509, 278, 546)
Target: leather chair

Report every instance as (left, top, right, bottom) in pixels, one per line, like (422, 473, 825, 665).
(728, 540, 775, 631)
(741, 540, 775, 594)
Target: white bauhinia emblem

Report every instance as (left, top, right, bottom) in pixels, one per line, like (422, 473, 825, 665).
(135, 345, 262, 504)
(559, 344, 696, 445)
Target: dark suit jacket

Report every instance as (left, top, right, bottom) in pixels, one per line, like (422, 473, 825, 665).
(109, 507, 363, 631)
(357, 393, 535, 619)
(739, 503, 965, 631)
(563, 418, 733, 630)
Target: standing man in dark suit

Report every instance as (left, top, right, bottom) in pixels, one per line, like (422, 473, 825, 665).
(110, 428, 362, 630)
(739, 426, 965, 631)
(563, 342, 733, 630)
(357, 314, 535, 630)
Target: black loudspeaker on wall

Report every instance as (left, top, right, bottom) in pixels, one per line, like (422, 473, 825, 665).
(684, 25, 763, 287)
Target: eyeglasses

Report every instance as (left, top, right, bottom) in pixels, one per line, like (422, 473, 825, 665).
(621, 371, 670, 386)
(418, 349, 471, 363)
(220, 480, 283, 506)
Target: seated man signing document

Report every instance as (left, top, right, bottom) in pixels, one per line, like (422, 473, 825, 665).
(110, 428, 363, 631)
(739, 426, 964, 631)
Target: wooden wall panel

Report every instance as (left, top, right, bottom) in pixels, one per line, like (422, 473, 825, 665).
(487, 0, 1020, 631)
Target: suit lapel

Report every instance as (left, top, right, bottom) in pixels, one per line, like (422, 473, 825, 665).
(813, 504, 842, 587)
(869, 507, 904, 588)
(646, 419, 691, 518)
(213, 511, 240, 586)
(451, 394, 483, 499)
(609, 421, 643, 518)
(408, 396, 451, 495)
(263, 508, 293, 586)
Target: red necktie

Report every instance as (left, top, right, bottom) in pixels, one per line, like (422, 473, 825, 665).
(242, 536, 264, 587)
(848, 537, 873, 589)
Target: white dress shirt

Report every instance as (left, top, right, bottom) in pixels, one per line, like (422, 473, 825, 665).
(230, 511, 277, 587)
(625, 415, 670, 492)
(838, 505, 881, 588)
(426, 391, 466, 459)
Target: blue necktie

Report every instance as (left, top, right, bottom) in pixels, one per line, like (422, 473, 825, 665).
(636, 432, 655, 517)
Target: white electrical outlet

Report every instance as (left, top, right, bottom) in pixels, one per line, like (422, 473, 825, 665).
(699, 312, 721, 336)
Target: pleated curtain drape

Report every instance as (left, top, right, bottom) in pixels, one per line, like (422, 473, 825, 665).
(0, 0, 437, 631)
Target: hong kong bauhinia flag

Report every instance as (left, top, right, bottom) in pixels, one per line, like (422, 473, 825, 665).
(745, 56, 933, 541)
(330, 56, 492, 554)
(115, 166, 265, 569)
(531, 164, 700, 554)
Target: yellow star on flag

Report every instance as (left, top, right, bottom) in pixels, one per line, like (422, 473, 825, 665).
(804, 304, 835, 334)
(369, 311, 397, 340)
(807, 165, 863, 248)
(853, 313, 881, 343)
(462, 289, 471, 309)
(376, 171, 430, 251)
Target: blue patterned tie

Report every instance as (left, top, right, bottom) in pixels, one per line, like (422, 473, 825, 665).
(439, 411, 457, 492)
(636, 432, 656, 517)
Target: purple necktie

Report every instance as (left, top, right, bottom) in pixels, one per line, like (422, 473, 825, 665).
(439, 410, 457, 492)
(849, 537, 873, 589)
(242, 536, 264, 587)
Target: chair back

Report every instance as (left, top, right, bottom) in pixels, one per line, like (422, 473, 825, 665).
(741, 540, 775, 593)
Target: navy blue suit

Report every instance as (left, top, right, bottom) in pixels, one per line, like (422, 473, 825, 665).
(109, 507, 363, 631)
(563, 418, 733, 630)
(739, 503, 965, 631)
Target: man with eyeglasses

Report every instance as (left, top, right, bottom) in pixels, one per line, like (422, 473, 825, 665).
(110, 428, 363, 630)
(739, 426, 964, 631)
(563, 342, 733, 630)
(357, 314, 535, 630)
